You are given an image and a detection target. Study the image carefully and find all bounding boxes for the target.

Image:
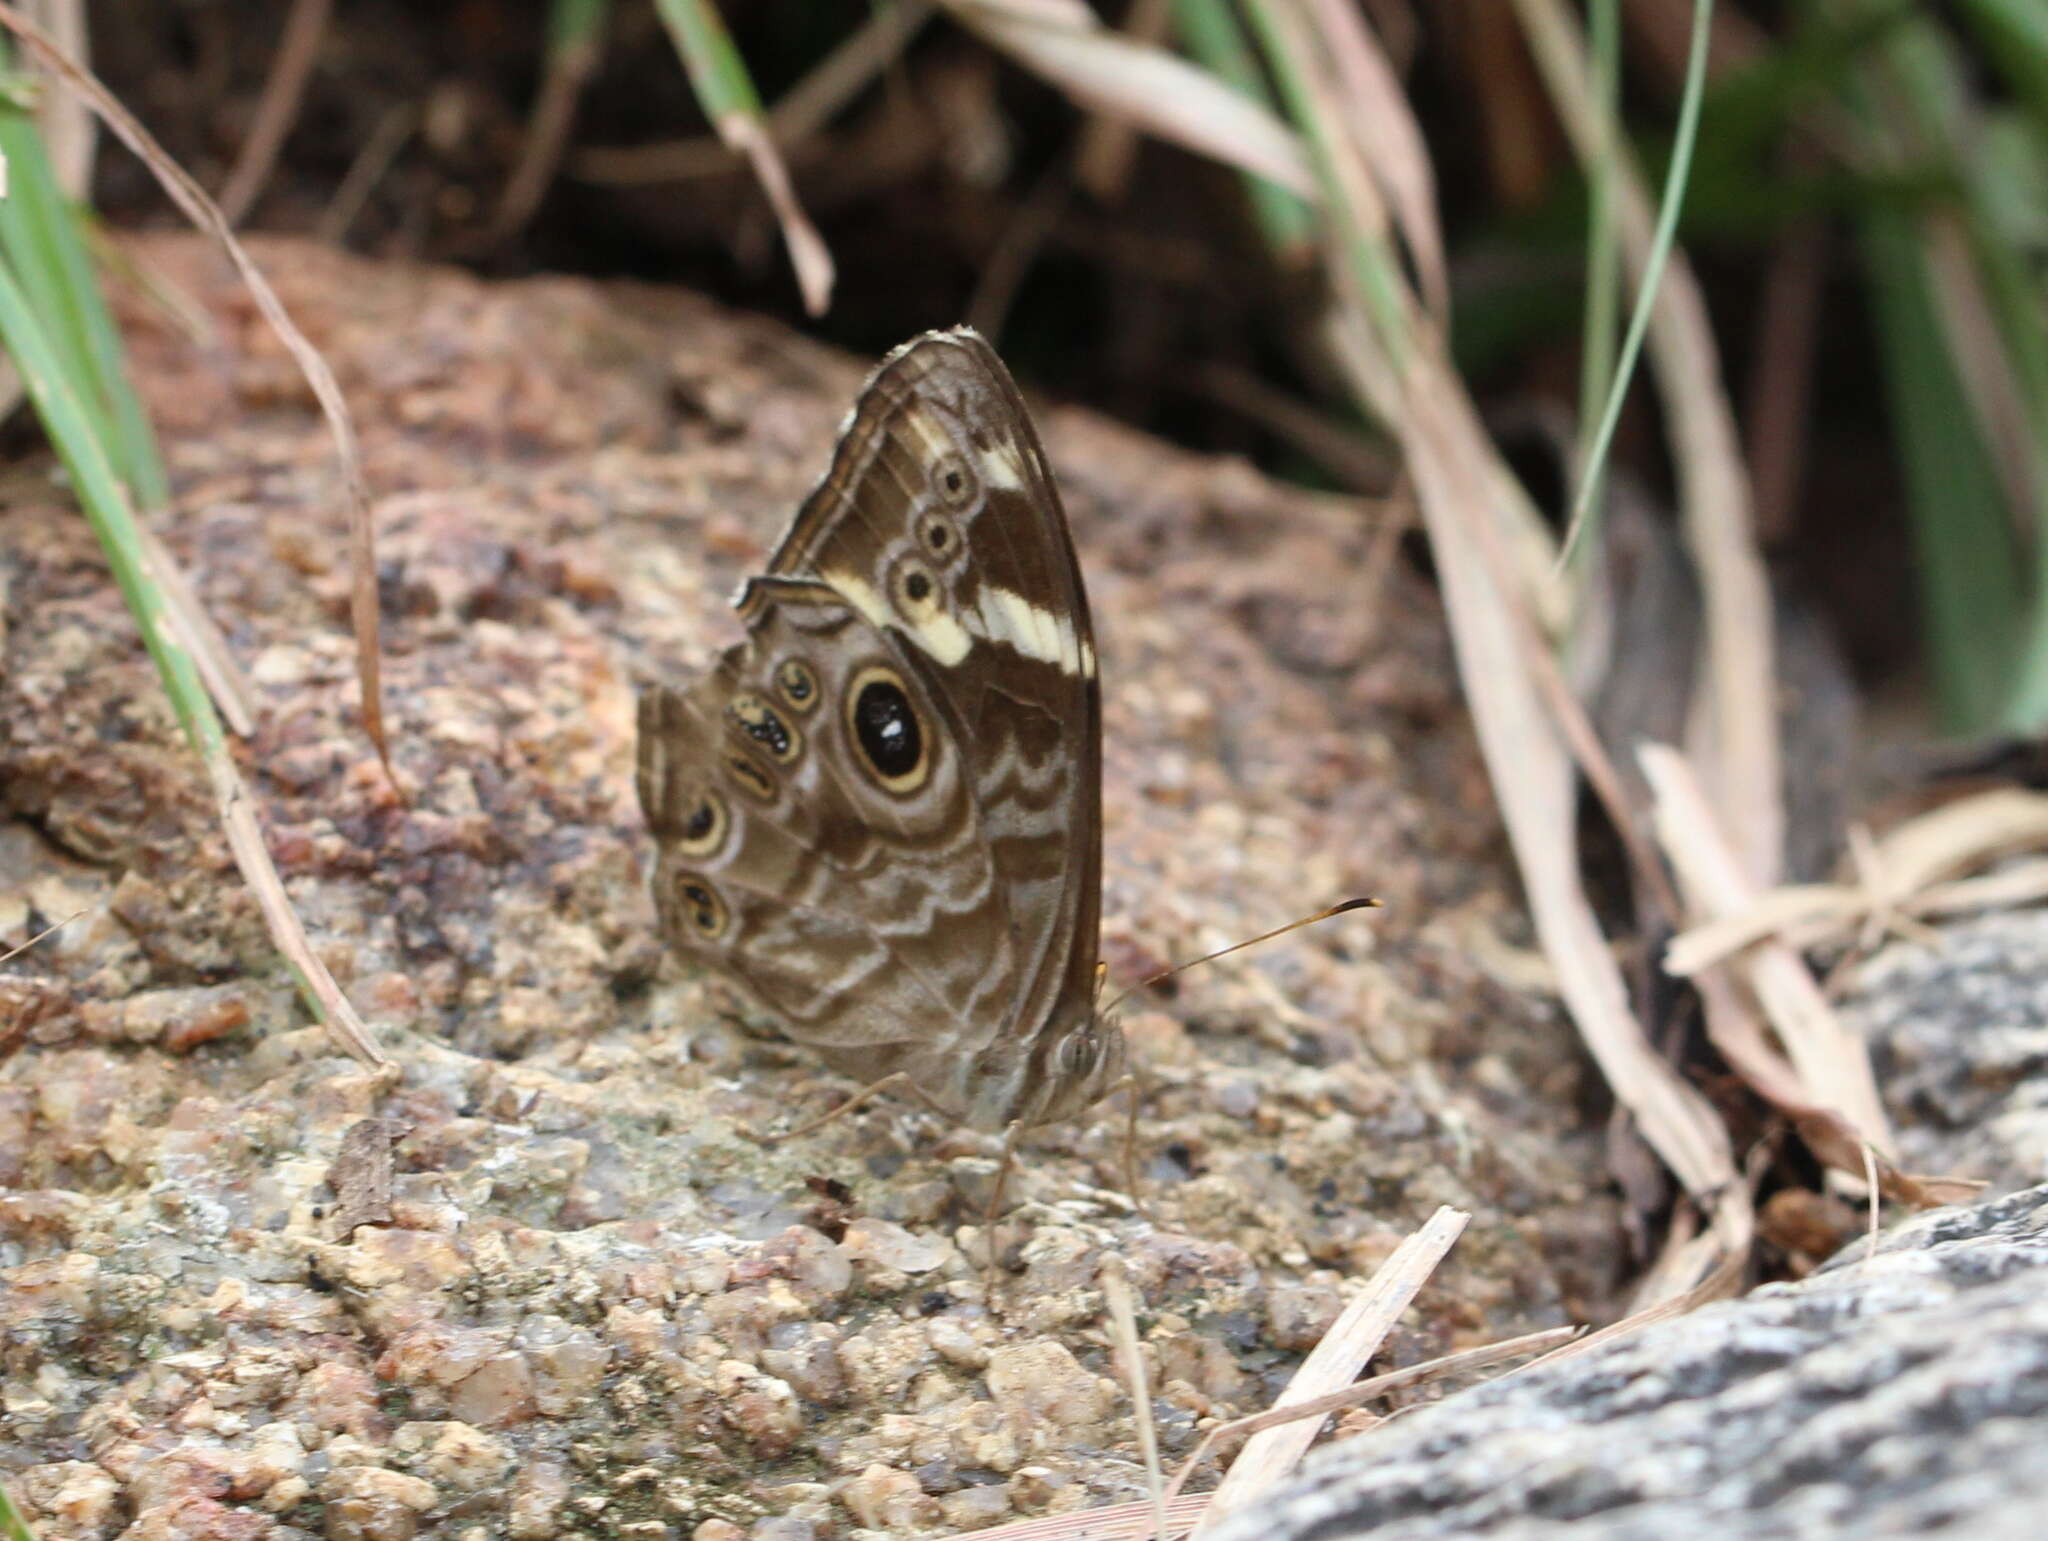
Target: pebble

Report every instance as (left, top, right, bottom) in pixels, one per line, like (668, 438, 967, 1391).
(322, 1466, 436, 1541)
(838, 1464, 942, 1531)
(841, 1217, 950, 1276)
(984, 1342, 1114, 1430)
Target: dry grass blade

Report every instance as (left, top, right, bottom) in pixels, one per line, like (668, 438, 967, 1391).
(0, 1, 393, 783)
(217, 0, 331, 225)
(26, 0, 90, 195)
(1099, 1254, 1166, 1541)
(1161, 1325, 1578, 1508)
(1514, 0, 1782, 890)
(316, 102, 418, 248)
(654, 0, 835, 316)
(0, 241, 390, 1073)
(1331, 314, 1743, 1272)
(212, 755, 391, 1069)
(1260, 0, 1746, 1299)
(1303, 0, 1447, 319)
(1641, 743, 1892, 1156)
(489, 6, 604, 242)
(1537, 1229, 1747, 1365)
(949, 1496, 1211, 1541)
(1194, 1205, 1468, 1528)
(135, 522, 257, 736)
(947, 1, 1316, 199)
(729, 119, 834, 317)
(1073, 0, 1170, 199)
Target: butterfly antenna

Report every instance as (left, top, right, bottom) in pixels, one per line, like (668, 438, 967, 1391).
(1103, 896, 1383, 1018)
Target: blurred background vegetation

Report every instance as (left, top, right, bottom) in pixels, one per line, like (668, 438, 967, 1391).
(65, 0, 2048, 742)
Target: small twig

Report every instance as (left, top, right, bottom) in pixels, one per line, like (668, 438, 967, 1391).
(217, 0, 331, 225)
(316, 101, 418, 248)
(0, 905, 95, 965)
(488, 24, 601, 242)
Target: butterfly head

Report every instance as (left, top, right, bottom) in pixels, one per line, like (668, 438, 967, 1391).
(1028, 1006, 1129, 1128)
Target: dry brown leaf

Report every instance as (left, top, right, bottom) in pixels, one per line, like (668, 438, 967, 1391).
(1330, 312, 1743, 1281)
(1642, 743, 1891, 1157)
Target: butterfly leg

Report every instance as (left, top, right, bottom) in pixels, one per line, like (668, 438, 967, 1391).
(981, 1118, 1027, 1295)
(748, 1071, 918, 1143)
(1101, 1071, 1156, 1225)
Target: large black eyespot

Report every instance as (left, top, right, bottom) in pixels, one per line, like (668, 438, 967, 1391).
(774, 658, 820, 714)
(726, 693, 801, 763)
(673, 873, 728, 940)
(676, 789, 727, 857)
(845, 666, 929, 793)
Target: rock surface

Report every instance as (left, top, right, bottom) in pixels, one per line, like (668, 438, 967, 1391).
(1841, 909, 2048, 1192)
(1207, 1181, 2048, 1541)
(0, 236, 1616, 1537)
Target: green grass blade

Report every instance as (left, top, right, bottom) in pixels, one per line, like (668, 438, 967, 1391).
(1172, 0, 1317, 257)
(652, 0, 762, 123)
(549, 0, 610, 54)
(1, 1481, 39, 1541)
(0, 41, 168, 510)
(1242, 0, 1410, 370)
(1573, 0, 1623, 557)
(1859, 206, 2021, 731)
(0, 252, 219, 756)
(0, 42, 167, 508)
(1558, 0, 1716, 566)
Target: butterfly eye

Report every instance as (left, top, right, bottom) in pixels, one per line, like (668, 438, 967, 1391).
(673, 874, 728, 940)
(845, 665, 929, 794)
(931, 453, 977, 510)
(726, 693, 802, 763)
(675, 789, 727, 857)
(774, 658, 820, 713)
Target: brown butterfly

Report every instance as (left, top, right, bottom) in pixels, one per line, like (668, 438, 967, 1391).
(636, 328, 1123, 1135)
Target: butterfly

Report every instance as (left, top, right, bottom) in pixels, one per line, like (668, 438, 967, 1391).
(636, 328, 1124, 1136)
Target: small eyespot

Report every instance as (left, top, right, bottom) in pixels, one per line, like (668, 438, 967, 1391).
(673, 874, 728, 940)
(845, 665, 929, 794)
(726, 692, 801, 763)
(774, 658, 820, 713)
(724, 750, 776, 802)
(676, 789, 727, 857)
(932, 454, 977, 509)
(890, 561, 942, 620)
(915, 510, 963, 565)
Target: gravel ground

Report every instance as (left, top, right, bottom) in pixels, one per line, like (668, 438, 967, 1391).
(1, 235, 1622, 1539)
